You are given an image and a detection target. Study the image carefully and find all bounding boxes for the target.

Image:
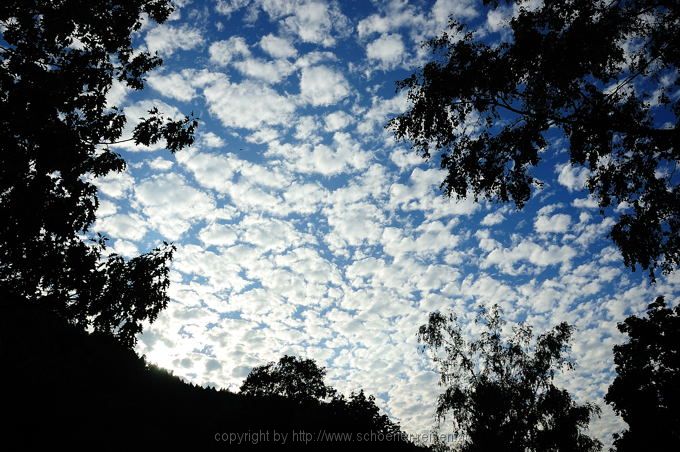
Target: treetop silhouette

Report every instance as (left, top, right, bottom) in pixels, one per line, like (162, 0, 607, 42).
(240, 354, 406, 443)
(606, 296, 680, 451)
(240, 355, 337, 402)
(418, 304, 602, 451)
(0, 0, 197, 347)
(391, 0, 680, 279)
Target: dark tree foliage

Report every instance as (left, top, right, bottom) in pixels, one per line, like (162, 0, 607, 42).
(241, 354, 408, 442)
(0, 1, 197, 347)
(329, 390, 402, 438)
(1, 298, 426, 450)
(240, 355, 337, 402)
(605, 296, 680, 451)
(390, 0, 680, 279)
(418, 305, 602, 451)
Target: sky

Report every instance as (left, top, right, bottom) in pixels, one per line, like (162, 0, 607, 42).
(90, 0, 680, 445)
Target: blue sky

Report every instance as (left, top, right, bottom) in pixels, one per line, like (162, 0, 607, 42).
(91, 0, 680, 445)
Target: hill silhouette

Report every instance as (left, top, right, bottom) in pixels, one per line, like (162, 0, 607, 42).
(0, 293, 428, 451)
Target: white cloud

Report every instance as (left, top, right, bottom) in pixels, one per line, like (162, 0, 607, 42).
(147, 157, 174, 171)
(285, 1, 336, 46)
(366, 33, 405, 70)
(106, 80, 129, 108)
(557, 163, 590, 192)
(204, 79, 296, 129)
(299, 65, 350, 106)
(277, 182, 329, 216)
(112, 239, 140, 258)
(260, 34, 297, 58)
(431, 0, 479, 25)
(357, 92, 408, 135)
(209, 40, 298, 83)
(176, 148, 300, 216)
(145, 24, 204, 56)
(95, 213, 148, 242)
(293, 116, 320, 142)
(215, 0, 251, 16)
(240, 216, 311, 252)
(381, 221, 460, 259)
(198, 223, 239, 247)
(389, 167, 480, 217)
(234, 58, 295, 83)
(172, 244, 251, 292)
(389, 148, 423, 170)
(199, 132, 226, 148)
(324, 111, 353, 131)
(535, 213, 572, 234)
(260, 0, 350, 47)
(147, 71, 196, 102)
(96, 199, 118, 218)
(93, 169, 135, 199)
(572, 195, 600, 209)
(183, 69, 227, 88)
(357, 2, 427, 39)
(266, 132, 371, 176)
(325, 201, 386, 249)
(481, 211, 506, 226)
(293, 50, 337, 69)
(134, 172, 215, 240)
(209, 36, 251, 66)
(177, 149, 242, 193)
(486, 8, 511, 33)
(248, 127, 280, 144)
(484, 240, 577, 272)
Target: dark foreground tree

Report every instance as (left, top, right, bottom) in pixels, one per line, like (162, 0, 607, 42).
(0, 1, 197, 347)
(241, 354, 407, 443)
(329, 390, 402, 439)
(1, 299, 426, 450)
(240, 355, 337, 402)
(418, 305, 602, 451)
(390, 0, 680, 279)
(605, 296, 680, 451)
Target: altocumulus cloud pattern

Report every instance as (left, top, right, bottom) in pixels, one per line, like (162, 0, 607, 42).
(90, 0, 680, 444)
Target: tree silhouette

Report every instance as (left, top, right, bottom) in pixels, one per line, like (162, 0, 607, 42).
(390, 0, 680, 279)
(1, 299, 426, 450)
(0, 1, 196, 347)
(240, 355, 337, 402)
(418, 305, 602, 451)
(330, 390, 402, 438)
(605, 296, 680, 451)
(240, 354, 410, 444)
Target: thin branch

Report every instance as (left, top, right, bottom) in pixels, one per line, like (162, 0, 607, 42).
(493, 96, 676, 138)
(87, 137, 136, 146)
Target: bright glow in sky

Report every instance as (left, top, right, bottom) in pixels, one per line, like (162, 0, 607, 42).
(92, 0, 680, 445)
